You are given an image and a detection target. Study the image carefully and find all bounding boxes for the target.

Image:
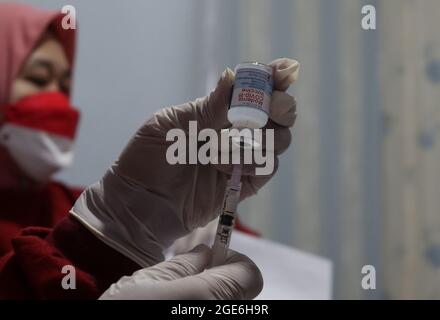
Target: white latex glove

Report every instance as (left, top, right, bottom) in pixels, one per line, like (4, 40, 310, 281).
(165, 218, 219, 258)
(71, 58, 300, 267)
(99, 245, 263, 300)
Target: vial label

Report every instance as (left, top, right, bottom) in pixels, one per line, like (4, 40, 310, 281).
(230, 66, 273, 114)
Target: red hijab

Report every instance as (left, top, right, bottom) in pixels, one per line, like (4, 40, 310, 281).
(0, 2, 76, 105)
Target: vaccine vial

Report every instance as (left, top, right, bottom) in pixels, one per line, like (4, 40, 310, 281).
(228, 62, 274, 129)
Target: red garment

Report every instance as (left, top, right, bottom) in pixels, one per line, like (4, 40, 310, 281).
(235, 217, 261, 237)
(0, 181, 141, 299)
(0, 216, 140, 299)
(0, 181, 82, 257)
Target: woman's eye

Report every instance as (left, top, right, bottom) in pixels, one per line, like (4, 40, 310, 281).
(26, 76, 49, 87)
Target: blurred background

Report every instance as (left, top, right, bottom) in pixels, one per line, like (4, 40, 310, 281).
(17, 0, 440, 299)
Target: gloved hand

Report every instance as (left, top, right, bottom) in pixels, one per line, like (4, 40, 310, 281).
(99, 245, 263, 300)
(165, 218, 219, 259)
(71, 58, 300, 267)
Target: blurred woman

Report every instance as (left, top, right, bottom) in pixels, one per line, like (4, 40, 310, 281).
(0, 2, 80, 257)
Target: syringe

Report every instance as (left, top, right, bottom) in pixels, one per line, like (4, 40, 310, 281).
(211, 163, 243, 266)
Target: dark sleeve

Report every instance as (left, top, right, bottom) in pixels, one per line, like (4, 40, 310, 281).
(0, 216, 140, 299)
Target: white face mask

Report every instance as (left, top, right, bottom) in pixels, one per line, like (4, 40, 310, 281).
(0, 123, 75, 182)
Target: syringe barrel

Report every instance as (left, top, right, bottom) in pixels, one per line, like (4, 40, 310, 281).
(211, 172, 242, 266)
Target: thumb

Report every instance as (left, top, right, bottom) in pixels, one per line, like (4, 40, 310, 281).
(201, 68, 235, 130)
(99, 245, 212, 300)
(132, 244, 212, 282)
(269, 58, 300, 92)
(173, 249, 263, 300)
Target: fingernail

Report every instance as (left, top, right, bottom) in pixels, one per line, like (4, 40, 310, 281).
(223, 68, 233, 82)
(220, 69, 227, 80)
(276, 60, 300, 83)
